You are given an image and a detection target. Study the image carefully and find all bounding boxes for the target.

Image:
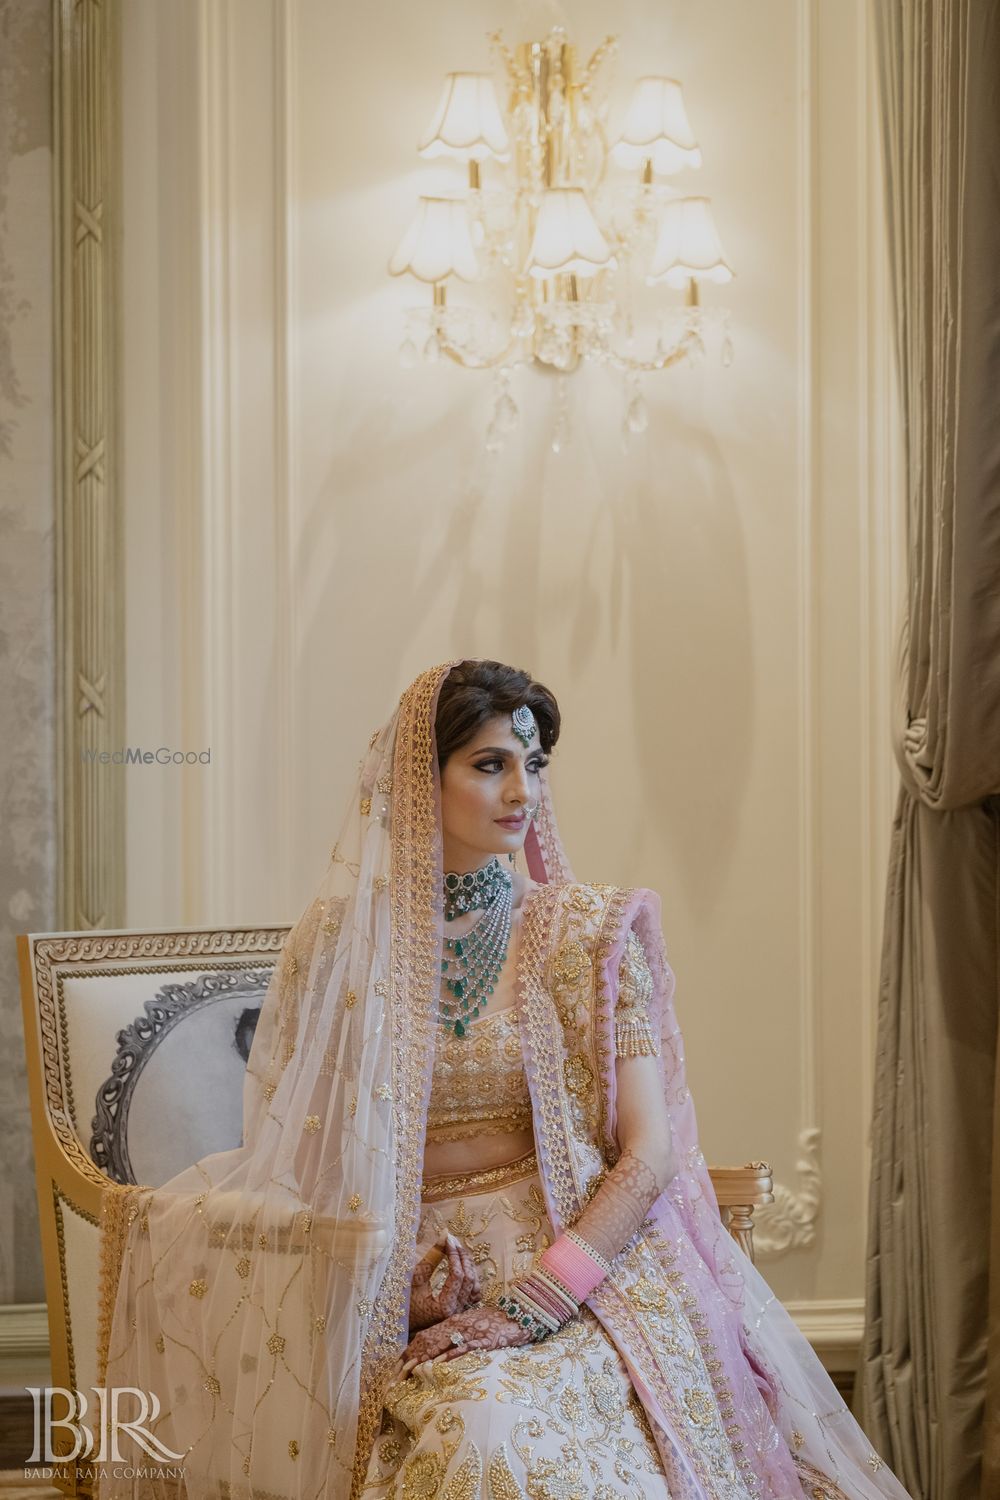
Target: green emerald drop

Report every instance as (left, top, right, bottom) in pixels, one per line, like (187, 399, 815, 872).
(454, 1019, 466, 1038)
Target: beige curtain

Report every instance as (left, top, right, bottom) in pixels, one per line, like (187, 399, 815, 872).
(857, 3, 1000, 1497)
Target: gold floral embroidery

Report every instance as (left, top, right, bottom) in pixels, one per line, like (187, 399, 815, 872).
(375, 979, 388, 997)
(154, 1334, 165, 1354)
(551, 939, 589, 990)
(303, 1115, 321, 1134)
(564, 1053, 594, 1098)
(400, 1451, 444, 1498)
(267, 1333, 286, 1356)
(288, 1439, 300, 1460)
(315, 1315, 327, 1332)
(683, 1387, 715, 1426)
(348, 1193, 362, 1213)
(360, 796, 372, 816)
(488, 1446, 529, 1500)
(376, 775, 393, 794)
(345, 989, 358, 1008)
(374, 875, 389, 892)
(203, 1375, 221, 1396)
(188, 1279, 207, 1299)
(235, 1256, 251, 1278)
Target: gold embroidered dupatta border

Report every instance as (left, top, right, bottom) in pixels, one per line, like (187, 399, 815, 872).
(516, 882, 767, 1499)
(351, 666, 449, 1497)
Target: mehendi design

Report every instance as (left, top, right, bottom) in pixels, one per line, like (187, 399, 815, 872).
(569, 1147, 663, 1265)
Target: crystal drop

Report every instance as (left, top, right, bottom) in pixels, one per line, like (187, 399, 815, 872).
(513, 308, 534, 339)
(626, 395, 649, 435)
(722, 336, 734, 368)
(496, 392, 519, 434)
(423, 332, 441, 364)
(399, 338, 417, 370)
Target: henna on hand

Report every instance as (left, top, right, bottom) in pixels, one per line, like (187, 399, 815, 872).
(408, 1234, 481, 1334)
(401, 1302, 532, 1372)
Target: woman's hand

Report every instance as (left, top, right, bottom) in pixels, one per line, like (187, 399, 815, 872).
(396, 1302, 533, 1378)
(408, 1234, 481, 1334)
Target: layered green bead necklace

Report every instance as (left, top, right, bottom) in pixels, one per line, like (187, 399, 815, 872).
(440, 857, 513, 1037)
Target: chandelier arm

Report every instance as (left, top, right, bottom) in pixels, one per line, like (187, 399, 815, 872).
(580, 36, 618, 91)
(438, 330, 524, 371)
(489, 31, 529, 91)
(603, 331, 699, 375)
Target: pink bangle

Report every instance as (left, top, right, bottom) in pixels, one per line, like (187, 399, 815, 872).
(539, 1231, 608, 1303)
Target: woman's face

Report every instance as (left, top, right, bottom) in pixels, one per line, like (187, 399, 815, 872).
(440, 713, 550, 871)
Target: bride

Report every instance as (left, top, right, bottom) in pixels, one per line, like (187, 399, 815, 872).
(101, 660, 911, 1500)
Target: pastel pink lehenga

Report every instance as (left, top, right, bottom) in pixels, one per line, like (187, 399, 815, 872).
(99, 665, 912, 1500)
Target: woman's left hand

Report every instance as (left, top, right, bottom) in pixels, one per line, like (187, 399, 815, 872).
(394, 1303, 533, 1379)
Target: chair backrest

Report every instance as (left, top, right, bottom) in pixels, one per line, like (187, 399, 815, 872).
(18, 925, 286, 1408)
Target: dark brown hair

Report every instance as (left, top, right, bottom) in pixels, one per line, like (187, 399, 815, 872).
(435, 660, 561, 767)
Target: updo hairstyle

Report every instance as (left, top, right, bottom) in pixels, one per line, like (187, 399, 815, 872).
(435, 660, 561, 768)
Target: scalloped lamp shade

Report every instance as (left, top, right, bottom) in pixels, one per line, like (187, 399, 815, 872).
(388, 197, 480, 284)
(526, 188, 617, 279)
(648, 196, 733, 286)
(418, 72, 510, 162)
(613, 77, 703, 175)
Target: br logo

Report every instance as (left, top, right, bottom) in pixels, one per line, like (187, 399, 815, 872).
(26, 1387, 185, 1464)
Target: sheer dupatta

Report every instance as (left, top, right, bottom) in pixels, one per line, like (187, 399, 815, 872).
(100, 665, 456, 1500)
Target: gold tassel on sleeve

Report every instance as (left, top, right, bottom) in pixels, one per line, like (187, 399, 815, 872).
(614, 933, 660, 1058)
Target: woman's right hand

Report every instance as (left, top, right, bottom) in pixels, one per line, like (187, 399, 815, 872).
(408, 1234, 481, 1334)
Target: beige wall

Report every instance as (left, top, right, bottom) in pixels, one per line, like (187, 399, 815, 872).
(120, 0, 902, 1344)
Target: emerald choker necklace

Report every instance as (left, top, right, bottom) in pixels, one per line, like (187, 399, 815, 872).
(440, 857, 513, 1037)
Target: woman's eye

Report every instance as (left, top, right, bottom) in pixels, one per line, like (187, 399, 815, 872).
(475, 760, 503, 773)
(529, 759, 549, 774)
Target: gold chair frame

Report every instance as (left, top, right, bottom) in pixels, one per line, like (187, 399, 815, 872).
(19, 925, 773, 1497)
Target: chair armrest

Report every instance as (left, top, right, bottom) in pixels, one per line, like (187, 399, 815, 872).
(708, 1161, 774, 1264)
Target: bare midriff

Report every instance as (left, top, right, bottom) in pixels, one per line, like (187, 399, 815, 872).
(422, 1125, 536, 1181)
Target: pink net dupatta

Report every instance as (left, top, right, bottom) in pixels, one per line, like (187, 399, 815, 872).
(551, 886, 908, 1497)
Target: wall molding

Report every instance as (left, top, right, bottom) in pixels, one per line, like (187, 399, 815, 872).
(54, 0, 125, 929)
(786, 1297, 864, 1371)
(755, 1126, 823, 1258)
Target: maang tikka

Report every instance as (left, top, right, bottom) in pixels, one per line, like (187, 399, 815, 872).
(512, 704, 537, 747)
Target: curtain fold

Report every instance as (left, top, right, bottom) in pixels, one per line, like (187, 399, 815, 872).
(858, 3, 1000, 1496)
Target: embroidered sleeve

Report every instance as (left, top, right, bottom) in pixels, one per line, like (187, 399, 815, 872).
(614, 931, 659, 1058)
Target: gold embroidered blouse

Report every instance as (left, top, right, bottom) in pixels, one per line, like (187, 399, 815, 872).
(426, 1007, 532, 1143)
(424, 934, 659, 1145)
